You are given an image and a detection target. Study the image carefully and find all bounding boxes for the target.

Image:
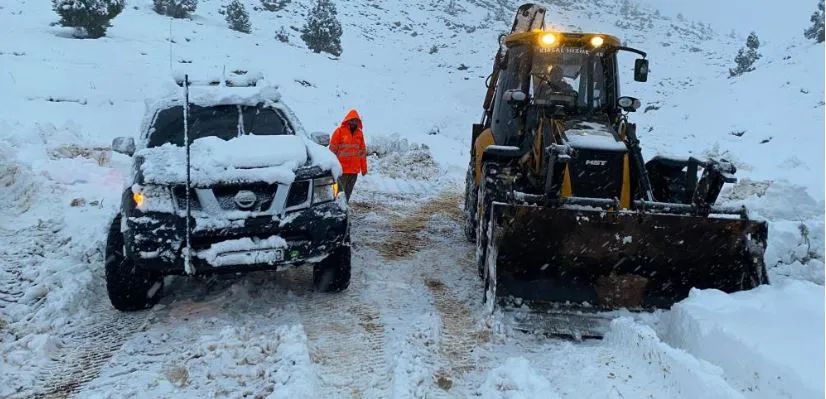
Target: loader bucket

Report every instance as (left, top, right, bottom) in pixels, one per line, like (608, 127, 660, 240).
(488, 202, 768, 310)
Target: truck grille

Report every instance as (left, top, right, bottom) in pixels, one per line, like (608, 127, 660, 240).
(213, 183, 277, 212)
(173, 184, 278, 212)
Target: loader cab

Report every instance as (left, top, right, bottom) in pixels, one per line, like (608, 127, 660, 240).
(489, 31, 647, 142)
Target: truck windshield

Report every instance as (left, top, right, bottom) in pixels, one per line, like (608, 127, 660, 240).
(147, 104, 293, 147)
(529, 46, 606, 112)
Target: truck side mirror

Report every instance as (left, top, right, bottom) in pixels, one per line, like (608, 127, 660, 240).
(634, 59, 649, 82)
(112, 137, 135, 156)
(311, 131, 331, 146)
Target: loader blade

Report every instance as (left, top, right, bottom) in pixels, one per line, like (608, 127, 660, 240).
(488, 202, 768, 312)
(502, 305, 614, 340)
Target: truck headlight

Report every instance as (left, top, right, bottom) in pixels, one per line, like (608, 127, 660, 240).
(132, 184, 175, 212)
(312, 176, 337, 204)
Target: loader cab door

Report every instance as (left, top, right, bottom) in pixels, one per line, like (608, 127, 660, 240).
(491, 45, 530, 146)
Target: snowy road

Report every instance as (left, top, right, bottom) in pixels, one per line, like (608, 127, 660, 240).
(5, 183, 766, 399)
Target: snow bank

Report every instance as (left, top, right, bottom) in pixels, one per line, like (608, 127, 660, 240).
(603, 318, 744, 399)
(661, 280, 825, 398)
(478, 357, 559, 399)
(138, 135, 307, 185)
(719, 179, 825, 285)
(0, 140, 39, 220)
(366, 133, 439, 179)
(0, 122, 123, 397)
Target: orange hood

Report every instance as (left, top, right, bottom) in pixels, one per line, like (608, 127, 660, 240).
(339, 109, 363, 130)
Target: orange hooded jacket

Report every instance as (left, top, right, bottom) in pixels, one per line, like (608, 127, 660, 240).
(329, 109, 368, 175)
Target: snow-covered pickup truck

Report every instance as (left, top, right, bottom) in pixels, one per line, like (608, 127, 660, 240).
(105, 78, 349, 311)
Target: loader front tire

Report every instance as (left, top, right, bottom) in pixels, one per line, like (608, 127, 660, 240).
(463, 160, 478, 243)
(475, 162, 498, 279)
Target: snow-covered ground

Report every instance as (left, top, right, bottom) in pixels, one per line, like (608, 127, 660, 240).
(1, 0, 823, 398)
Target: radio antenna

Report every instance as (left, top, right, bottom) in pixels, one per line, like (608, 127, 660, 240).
(183, 74, 194, 275)
(168, 18, 174, 72)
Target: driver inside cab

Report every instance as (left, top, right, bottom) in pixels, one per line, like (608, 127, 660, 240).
(533, 64, 577, 101)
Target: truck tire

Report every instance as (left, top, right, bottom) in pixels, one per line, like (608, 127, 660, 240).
(313, 235, 352, 293)
(105, 215, 164, 311)
(463, 160, 478, 242)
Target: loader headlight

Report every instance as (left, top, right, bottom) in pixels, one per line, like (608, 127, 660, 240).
(312, 176, 337, 204)
(540, 33, 558, 46)
(590, 36, 604, 48)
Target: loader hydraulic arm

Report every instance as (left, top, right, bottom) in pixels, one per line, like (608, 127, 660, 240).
(623, 123, 655, 202)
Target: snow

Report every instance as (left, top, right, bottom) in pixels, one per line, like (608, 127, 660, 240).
(0, 0, 822, 397)
(563, 121, 628, 151)
(604, 317, 746, 398)
(661, 280, 825, 398)
(195, 235, 289, 267)
(138, 135, 308, 186)
(479, 357, 558, 399)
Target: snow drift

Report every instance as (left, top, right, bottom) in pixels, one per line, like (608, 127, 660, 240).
(603, 318, 745, 399)
(661, 280, 825, 399)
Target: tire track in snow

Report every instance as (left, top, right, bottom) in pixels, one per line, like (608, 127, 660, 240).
(424, 276, 485, 389)
(279, 267, 392, 398)
(370, 190, 488, 395)
(0, 221, 65, 312)
(30, 301, 155, 399)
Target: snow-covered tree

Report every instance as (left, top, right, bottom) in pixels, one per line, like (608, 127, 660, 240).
(804, 0, 825, 43)
(261, 0, 290, 12)
(729, 31, 761, 77)
(445, 0, 458, 16)
(153, 0, 197, 19)
(52, 0, 124, 38)
(300, 0, 343, 56)
(224, 0, 251, 34)
(275, 26, 289, 42)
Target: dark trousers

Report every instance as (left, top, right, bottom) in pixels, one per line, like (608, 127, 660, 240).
(338, 173, 358, 201)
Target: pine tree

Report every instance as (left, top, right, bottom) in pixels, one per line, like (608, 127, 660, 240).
(445, 0, 458, 16)
(261, 0, 290, 12)
(275, 26, 289, 42)
(224, 0, 251, 34)
(300, 0, 343, 56)
(52, 0, 124, 38)
(804, 0, 825, 43)
(153, 0, 198, 19)
(729, 31, 761, 77)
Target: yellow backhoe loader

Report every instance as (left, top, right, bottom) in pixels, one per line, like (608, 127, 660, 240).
(463, 3, 769, 339)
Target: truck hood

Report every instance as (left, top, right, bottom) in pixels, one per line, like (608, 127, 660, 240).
(135, 134, 341, 186)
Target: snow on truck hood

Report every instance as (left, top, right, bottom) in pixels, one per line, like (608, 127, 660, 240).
(136, 134, 341, 185)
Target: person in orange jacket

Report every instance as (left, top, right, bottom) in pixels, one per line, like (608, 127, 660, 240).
(329, 109, 368, 201)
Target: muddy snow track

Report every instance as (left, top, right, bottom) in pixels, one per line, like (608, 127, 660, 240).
(361, 191, 489, 395)
(281, 268, 392, 398)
